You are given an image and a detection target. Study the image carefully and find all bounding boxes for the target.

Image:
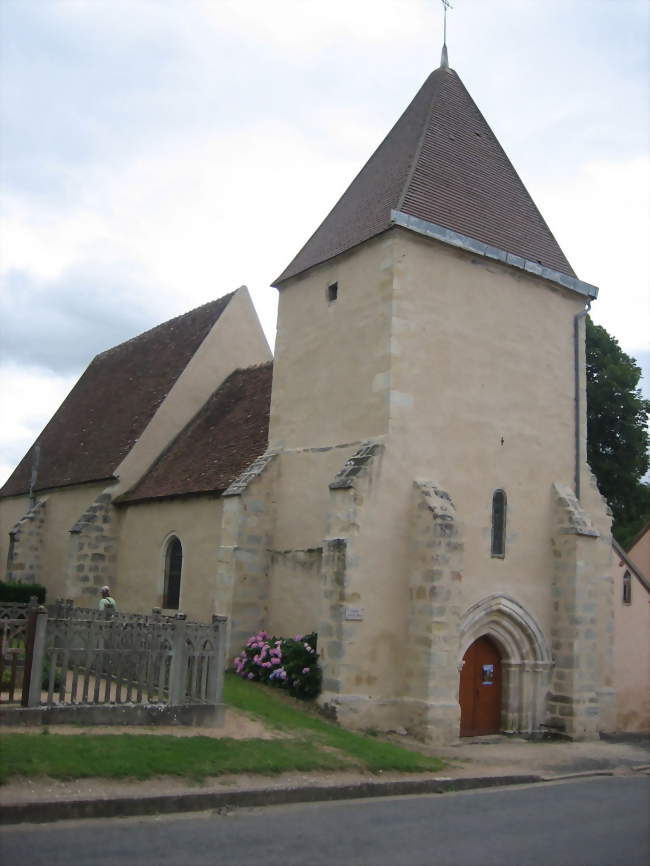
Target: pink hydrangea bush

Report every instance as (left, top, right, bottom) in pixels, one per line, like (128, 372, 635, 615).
(233, 631, 321, 699)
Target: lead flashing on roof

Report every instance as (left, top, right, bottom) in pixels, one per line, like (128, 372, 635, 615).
(390, 210, 599, 299)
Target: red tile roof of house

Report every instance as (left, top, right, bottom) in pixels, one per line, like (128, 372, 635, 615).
(0, 295, 234, 498)
(116, 362, 273, 503)
(274, 66, 574, 285)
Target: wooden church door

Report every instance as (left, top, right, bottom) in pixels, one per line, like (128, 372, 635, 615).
(459, 636, 502, 736)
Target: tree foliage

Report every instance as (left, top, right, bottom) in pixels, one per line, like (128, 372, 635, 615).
(586, 316, 650, 547)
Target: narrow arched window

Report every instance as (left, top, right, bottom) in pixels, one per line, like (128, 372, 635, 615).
(163, 536, 183, 609)
(622, 570, 632, 605)
(491, 490, 507, 558)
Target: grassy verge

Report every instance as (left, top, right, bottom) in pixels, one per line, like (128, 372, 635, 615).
(224, 673, 445, 774)
(0, 674, 445, 782)
(0, 733, 350, 783)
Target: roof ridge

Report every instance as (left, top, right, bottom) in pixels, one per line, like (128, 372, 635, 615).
(396, 68, 448, 213)
(449, 74, 574, 274)
(92, 292, 236, 363)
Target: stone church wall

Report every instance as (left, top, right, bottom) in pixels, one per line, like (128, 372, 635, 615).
(66, 490, 122, 606)
(317, 443, 418, 730)
(265, 446, 358, 642)
(0, 481, 109, 601)
(267, 226, 614, 740)
(115, 494, 224, 621)
(269, 235, 393, 451)
(215, 453, 279, 657)
(5, 497, 47, 584)
(0, 494, 32, 577)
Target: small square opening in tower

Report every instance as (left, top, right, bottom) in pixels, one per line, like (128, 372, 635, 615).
(327, 282, 338, 303)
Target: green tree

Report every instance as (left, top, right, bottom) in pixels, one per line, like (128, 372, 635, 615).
(585, 316, 650, 547)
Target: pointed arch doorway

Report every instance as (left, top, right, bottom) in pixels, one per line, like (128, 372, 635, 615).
(459, 636, 502, 736)
(457, 595, 553, 737)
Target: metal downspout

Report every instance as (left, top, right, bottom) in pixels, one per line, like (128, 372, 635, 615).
(574, 302, 591, 500)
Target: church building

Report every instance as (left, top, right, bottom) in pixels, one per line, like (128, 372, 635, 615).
(1, 53, 625, 742)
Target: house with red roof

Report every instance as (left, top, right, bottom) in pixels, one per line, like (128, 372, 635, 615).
(611, 527, 650, 732)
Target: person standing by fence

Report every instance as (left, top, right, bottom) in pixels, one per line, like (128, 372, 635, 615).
(98, 586, 117, 612)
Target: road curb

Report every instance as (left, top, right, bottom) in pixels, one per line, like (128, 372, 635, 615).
(0, 774, 542, 825)
(539, 770, 615, 782)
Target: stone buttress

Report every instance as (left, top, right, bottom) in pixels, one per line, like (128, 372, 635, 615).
(6, 498, 48, 584)
(549, 482, 614, 738)
(215, 453, 278, 657)
(65, 491, 118, 604)
(403, 481, 464, 742)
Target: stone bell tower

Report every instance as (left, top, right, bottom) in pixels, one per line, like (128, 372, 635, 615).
(263, 50, 613, 742)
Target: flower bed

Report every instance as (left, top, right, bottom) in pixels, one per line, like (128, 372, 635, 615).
(233, 631, 321, 699)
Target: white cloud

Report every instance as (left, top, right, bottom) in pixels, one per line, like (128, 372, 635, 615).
(0, 363, 76, 486)
(0, 0, 648, 485)
(539, 156, 650, 353)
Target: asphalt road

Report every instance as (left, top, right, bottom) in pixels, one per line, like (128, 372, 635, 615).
(1, 777, 648, 866)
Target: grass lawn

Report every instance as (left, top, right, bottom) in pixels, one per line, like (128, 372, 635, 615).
(0, 674, 445, 782)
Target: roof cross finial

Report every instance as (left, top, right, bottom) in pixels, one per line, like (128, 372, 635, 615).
(441, 0, 453, 68)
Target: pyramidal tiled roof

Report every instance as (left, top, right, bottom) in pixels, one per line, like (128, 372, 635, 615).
(274, 65, 575, 285)
(0, 295, 234, 498)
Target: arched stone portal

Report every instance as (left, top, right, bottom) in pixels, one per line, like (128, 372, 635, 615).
(458, 596, 552, 735)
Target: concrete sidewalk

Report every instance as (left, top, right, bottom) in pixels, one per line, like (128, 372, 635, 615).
(2, 735, 648, 825)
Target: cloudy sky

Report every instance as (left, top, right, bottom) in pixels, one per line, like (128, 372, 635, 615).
(0, 0, 648, 486)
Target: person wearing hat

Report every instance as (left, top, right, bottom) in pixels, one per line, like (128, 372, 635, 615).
(98, 586, 117, 612)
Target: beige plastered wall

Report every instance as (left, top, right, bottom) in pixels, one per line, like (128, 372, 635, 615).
(266, 448, 357, 639)
(0, 482, 109, 600)
(114, 495, 224, 622)
(612, 557, 650, 731)
(113, 286, 271, 496)
(386, 228, 588, 641)
(266, 235, 396, 638)
(269, 238, 393, 450)
(269, 226, 610, 733)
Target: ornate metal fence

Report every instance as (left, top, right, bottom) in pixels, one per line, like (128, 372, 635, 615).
(0, 612, 29, 705)
(0, 599, 39, 706)
(0, 599, 226, 725)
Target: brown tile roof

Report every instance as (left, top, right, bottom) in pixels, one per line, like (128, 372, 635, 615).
(0, 295, 234, 498)
(116, 362, 273, 503)
(274, 66, 574, 285)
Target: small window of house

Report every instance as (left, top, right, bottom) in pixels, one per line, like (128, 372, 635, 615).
(327, 282, 338, 303)
(622, 570, 632, 605)
(491, 490, 506, 558)
(163, 536, 183, 609)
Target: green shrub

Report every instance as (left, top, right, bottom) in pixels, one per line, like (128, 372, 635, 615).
(233, 631, 322, 699)
(41, 661, 63, 692)
(1, 660, 62, 692)
(0, 582, 46, 604)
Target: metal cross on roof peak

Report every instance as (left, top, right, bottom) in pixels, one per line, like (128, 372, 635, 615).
(441, 0, 453, 68)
